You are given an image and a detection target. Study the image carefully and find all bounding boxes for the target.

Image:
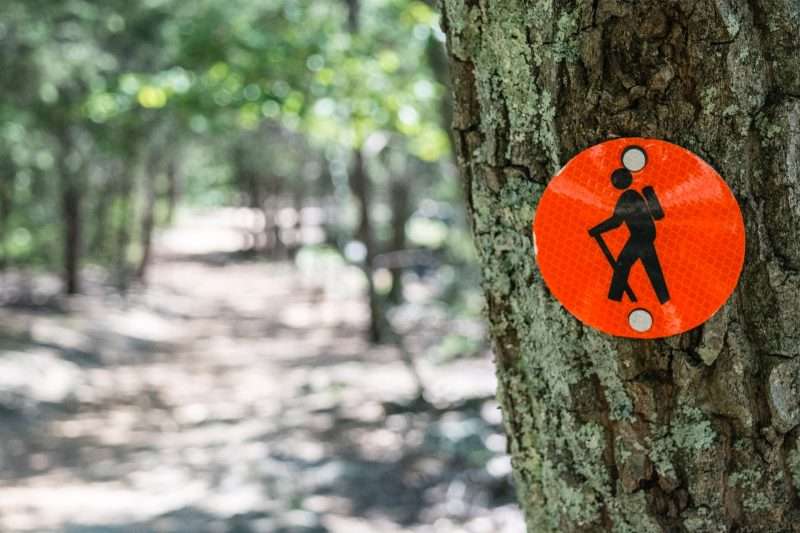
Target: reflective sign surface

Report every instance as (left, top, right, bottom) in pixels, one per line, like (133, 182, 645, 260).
(533, 138, 745, 339)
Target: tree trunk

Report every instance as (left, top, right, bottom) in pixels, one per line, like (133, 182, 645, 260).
(351, 147, 384, 342)
(165, 159, 179, 225)
(114, 166, 135, 292)
(61, 178, 81, 295)
(136, 150, 159, 282)
(0, 163, 12, 271)
(288, 184, 304, 261)
(388, 177, 411, 304)
(262, 176, 286, 258)
(441, 1, 800, 531)
(57, 128, 82, 296)
(91, 171, 112, 261)
(344, 0, 385, 342)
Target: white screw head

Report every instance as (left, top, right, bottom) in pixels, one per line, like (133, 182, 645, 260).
(622, 146, 647, 172)
(628, 308, 653, 332)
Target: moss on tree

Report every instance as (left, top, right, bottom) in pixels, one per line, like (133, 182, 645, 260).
(441, 0, 800, 530)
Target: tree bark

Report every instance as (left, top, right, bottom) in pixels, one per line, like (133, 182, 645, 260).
(441, 1, 800, 531)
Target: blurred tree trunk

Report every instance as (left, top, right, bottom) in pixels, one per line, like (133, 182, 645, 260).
(136, 148, 160, 282)
(288, 183, 304, 261)
(57, 128, 82, 295)
(263, 176, 286, 258)
(60, 177, 81, 295)
(345, 0, 384, 342)
(233, 144, 262, 210)
(164, 159, 179, 225)
(344, 0, 360, 33)
(388, 177, 410, 304)
(114, 165, 135, 292)
(351, 148, 384, 342)
(441, 1, 800, 531)
(424, 23, 454, 147)
(0, 163, 12, 271)
(91, 164, 114, 261)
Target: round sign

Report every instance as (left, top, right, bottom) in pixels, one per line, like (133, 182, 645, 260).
(532, 138, 745, 339)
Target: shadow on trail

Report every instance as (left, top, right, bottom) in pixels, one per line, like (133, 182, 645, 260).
(0, 217, 522, 532)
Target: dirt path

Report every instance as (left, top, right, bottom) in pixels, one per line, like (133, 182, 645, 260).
(0, 210, 522, 532)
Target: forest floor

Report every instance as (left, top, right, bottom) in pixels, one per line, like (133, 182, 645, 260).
(0, 210, 523, 533)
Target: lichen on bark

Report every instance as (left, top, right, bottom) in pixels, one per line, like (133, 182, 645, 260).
(441, 0, 800, 530)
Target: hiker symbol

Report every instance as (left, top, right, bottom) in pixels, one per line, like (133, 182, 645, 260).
(532, 138, 745, 339)
(588, 147, 670, 306)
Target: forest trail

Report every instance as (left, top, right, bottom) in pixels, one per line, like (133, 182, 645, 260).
(0, 210, 521, 533)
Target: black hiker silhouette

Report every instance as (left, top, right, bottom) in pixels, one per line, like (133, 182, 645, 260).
(588, 148, 670, 304)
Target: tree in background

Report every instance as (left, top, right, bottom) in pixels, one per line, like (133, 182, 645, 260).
(306, 0, 452, 341)
(1, 0, 185, 292)
(441, 0, 800, 531)
(0, 0, 471, 355)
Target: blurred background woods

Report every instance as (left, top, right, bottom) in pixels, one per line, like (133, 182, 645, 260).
(0, 1, 524, 532)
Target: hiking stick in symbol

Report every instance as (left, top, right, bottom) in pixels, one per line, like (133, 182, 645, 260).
(588, 147, 671, 304)
(591, 229, 637, 302)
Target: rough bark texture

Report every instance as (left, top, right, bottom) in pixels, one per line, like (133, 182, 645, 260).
(440, 1, 800, 531)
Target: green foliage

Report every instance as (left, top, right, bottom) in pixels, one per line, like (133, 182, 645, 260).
(0, 0, 460, 295)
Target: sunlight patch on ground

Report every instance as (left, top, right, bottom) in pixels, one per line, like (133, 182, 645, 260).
(0, 350, 82, 405)
(0, 480, 207, 531)
(0, 211, 522, 533)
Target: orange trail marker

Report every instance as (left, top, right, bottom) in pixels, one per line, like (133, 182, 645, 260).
(532, 138, 745, 339)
